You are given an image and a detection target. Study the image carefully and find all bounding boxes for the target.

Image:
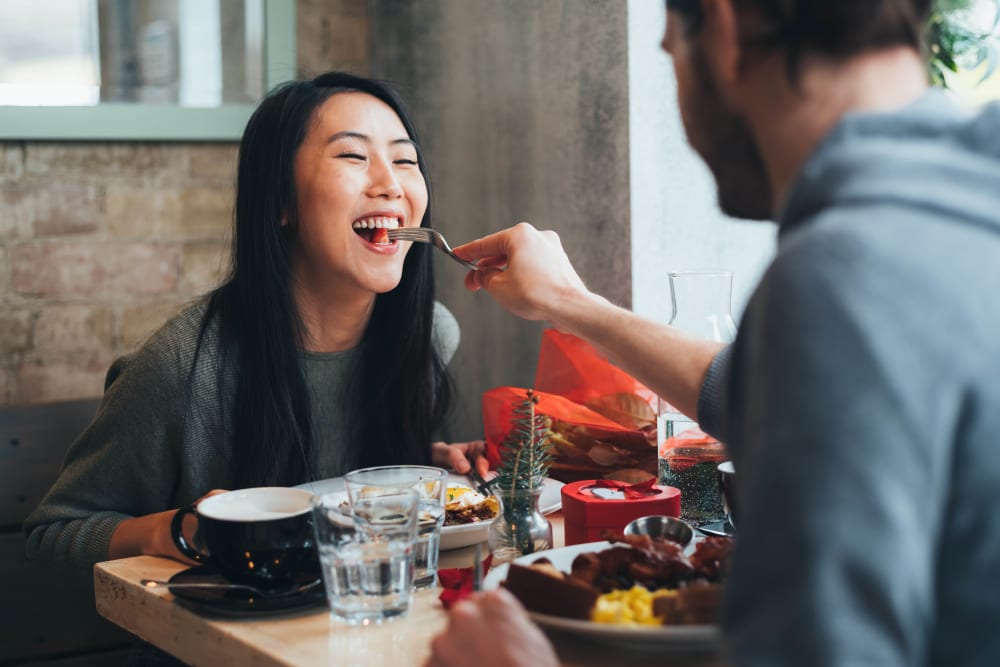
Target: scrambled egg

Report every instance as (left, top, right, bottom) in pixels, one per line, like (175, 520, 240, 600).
(591, 586, 677, 626)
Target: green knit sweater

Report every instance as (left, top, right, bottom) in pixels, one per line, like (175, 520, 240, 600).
(23, 297, 460, 567)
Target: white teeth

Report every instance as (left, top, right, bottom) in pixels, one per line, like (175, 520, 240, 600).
(352, 217, 401, 229)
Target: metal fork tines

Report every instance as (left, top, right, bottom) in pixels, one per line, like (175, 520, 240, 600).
(386, 227, 479, 271)
(467, 468, 496, 497)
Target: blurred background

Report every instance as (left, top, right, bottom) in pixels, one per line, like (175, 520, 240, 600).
(0, 0, 784, 439)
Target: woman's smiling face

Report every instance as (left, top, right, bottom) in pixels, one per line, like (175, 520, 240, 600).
(290, 91, 428, 296)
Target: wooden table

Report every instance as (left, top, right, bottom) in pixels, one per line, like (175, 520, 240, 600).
(95, 513, 727, 667)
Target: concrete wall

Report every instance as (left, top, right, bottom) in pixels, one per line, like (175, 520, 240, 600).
(0, 0, 368, 406)
(628, 1, 776, 325)
(369, 0, 632, 441)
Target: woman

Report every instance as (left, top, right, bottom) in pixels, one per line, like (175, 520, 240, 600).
(24, 72, 484, 567)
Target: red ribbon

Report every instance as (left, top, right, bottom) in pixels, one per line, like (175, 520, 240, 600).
(590, 477, 659, 499)
(437, 554, 494, 610)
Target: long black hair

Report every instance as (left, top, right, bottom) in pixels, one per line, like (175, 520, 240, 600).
(202, 72, 451, 488)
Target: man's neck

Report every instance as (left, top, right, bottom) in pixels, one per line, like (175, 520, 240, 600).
(743, 46, 929, 212)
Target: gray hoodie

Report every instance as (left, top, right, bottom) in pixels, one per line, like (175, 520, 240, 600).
(699, 91, 1000, 667)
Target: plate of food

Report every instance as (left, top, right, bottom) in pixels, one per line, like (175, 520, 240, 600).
(297, 473, 563, 551)
(483, 536, 731, 650)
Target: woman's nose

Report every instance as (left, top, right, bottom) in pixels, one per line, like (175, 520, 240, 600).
(367, 156, 403, 199)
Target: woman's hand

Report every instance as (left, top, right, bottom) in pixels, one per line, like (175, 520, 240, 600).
(425, 589, 559, 667)
(432, 440, 490, 478)
(108, 489, 228, 564)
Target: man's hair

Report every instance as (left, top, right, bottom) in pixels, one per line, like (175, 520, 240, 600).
(667, 0, 934, 73)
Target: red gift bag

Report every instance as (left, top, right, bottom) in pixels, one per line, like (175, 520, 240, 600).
(483, 330, 659, 484)
(534, 330, 658, 408)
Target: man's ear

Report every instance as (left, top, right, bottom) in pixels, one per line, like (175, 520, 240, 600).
(699, 0, 743, 88)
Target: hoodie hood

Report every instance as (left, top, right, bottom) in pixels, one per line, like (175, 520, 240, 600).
(779, 90, 1000, 239)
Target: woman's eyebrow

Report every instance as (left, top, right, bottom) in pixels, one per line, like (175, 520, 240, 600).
(326, 131, 415, 148)
(326, 130, 369, 144)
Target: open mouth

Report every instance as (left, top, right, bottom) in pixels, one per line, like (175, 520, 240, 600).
(352, 216, 400, 245)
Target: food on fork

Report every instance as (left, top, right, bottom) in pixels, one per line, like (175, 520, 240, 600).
(352, 216, 397, 245)
(502, 535, 732, 626)
(443, 484, 500, 526)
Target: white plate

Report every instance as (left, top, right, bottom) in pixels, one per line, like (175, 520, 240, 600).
(296, 473, 563, 551)
(483, 541, 721, 650)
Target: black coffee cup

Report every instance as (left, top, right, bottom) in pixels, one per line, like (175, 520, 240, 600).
(171, 487, 317, 589)
(717, 461, 736, 529)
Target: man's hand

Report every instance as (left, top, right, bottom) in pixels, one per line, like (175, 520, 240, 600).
(432, 440, 490, 478)
(425, 589, 559, 667)
(454, 222, 591, 326)
(454, 222, 721, 420)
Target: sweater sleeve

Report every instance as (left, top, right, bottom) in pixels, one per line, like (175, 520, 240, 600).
(697, 344, 732, 440)
(432, 301, 461, 365)
(23, 327, 192, 567)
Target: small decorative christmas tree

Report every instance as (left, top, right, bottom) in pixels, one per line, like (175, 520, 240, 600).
(494, 390, 552, 490)
(491, 390, 553, 557)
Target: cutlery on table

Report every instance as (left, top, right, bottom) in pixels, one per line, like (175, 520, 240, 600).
(140, 577, 319, 598)
(386, 227, 480, 271)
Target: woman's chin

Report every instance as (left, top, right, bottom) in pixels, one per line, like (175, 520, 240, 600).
(364, 271, 405, 295)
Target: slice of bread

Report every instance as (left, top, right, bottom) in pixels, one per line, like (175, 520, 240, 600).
(503, 562, 600, 620)
(651, 580, 721, 625)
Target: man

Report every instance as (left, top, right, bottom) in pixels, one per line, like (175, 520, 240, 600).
(426, 1, 1000, 666)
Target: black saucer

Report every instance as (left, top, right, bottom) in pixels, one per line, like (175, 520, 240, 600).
(697, 520, 736, 538)
(167, 566, 325, 617)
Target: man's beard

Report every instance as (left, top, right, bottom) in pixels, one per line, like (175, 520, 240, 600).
(687, 51, 773, 220)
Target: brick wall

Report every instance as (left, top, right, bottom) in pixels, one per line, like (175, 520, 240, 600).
(0, 0, 368, 406)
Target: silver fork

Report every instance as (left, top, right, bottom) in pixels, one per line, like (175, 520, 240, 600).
(386, 227, 479, 271)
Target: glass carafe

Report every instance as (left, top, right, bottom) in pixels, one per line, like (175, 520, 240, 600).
(657, 270, 737, 525)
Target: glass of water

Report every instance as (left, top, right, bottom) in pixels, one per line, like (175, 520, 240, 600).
(312, 488, 419, 625)
(343, 465, 448, 590)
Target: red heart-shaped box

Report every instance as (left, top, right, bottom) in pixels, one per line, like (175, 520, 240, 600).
(561, 479, 681, 546)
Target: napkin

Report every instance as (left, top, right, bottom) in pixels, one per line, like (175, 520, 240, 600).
(437, 554, 493, 610)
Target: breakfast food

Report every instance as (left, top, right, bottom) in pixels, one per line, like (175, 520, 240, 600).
(443, 484, 499, 526)
(592, 585, 677, 626)
(503, 560, 599, 619)
(502, 535, 732, 626)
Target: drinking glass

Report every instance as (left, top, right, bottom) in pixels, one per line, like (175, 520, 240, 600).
(717, 460, 737, 529)
(344, 465, 448, 590)
(657, 270, 737, 525)
(312, 488, 419, 625)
